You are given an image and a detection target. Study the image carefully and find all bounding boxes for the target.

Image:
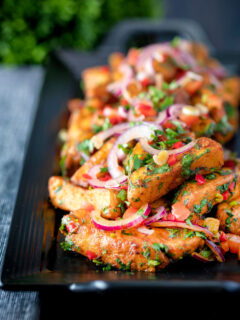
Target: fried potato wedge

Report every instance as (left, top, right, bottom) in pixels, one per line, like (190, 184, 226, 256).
(60, 210, 204, 272)
(48, 176, 121, 219)
(173, 168, 237, 218)
(71, 137, 116, 186)
(128, 137, 224, 208)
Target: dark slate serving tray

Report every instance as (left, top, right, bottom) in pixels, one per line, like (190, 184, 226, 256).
(2, 19, 240, 292)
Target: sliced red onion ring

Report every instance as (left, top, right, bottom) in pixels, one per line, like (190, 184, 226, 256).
(137, 226, 154, 235)
(88, 175, 128, 190)
(108, 124, 158, 178)
(91, 122, 131, 149)
(150, 220, 214, 238)
(155, 110, 167, 125)
(206, 239, 225, 262)
(140, 138, 196, 156)
(167, 104, 184, 119)
(167, 140, 196, 155)
(191, 252, 214, 263)
(92, 203, 151, 231)
(144, 206, 166, 225)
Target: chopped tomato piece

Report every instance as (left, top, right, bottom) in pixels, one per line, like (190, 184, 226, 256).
(163, 120, 173, 129)
(172, 141, 183, 149)
(168, 154, 177, 166)
(172, 202, 191, 221)
(103, 106, 125, 124)
(179, 113, 199, 126)
(86, 250, 97, 260)
(141, 78, 150, 87)
(137, 102, 157, 117)
(82, 173, 92, 180)
(66, 221, 77, 233)
(195, 174, 206, 185)
(228, 182, 235, 192)
(220, 231, 228, 242)
(122, 207, 138, 219)
(222, 190, 231, 201)
(227, 234, 240, 254)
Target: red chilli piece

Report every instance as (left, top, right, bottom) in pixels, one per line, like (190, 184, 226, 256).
(195, 174, 206, 185)
(86, 250, 97, 260)
(222, 190, 231, 201)
(168, 154, 177, 167)
(66, 222, 77, 234)
(82, 174, 92, 180)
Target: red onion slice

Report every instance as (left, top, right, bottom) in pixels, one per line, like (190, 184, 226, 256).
(206, 239, 225, 262)
(167, 104, 184, 119)
(92, 203, 151, 231)
(91, 122, 131, 149)
(144, 206, 166, 225)
(140, 138, 196, 156)
(192, 252, 214, 263)
(107, 124, 158, 178)
(150, 220, 214, 238)
(155, 110, 167, 125)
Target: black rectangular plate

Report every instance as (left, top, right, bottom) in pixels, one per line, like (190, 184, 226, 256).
(2, 19, 240, 292)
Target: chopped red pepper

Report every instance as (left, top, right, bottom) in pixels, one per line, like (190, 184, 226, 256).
(137, 102, 156, 117)
(220, 231, 228, 242)
(168, 154, 177, 166)
(66, 222, 77, 233)
(222, 190, 231, 201)
(172, 141, 183, 149)
(228, 182, 235, 192)
(86, 250, 97, 260)
(82, 173, 92, 180)
(195, 174, 206, 185)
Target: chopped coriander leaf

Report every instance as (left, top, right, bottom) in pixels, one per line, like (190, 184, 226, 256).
(59, 155, 67, 176)
(152, 243, 169, 253)
(77, 139, 94, 155)
(181, 154, 194, 178)
(159, 96, 174, 110)
(133, 154, 143, 170)
(215, 115, 232, 135)
(171, 36, 180, 47)
(92, 124, 103, 134)
(60, 239, 73, 251)
(100, 167, 108, 173)
(117, 189, 127, 202)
